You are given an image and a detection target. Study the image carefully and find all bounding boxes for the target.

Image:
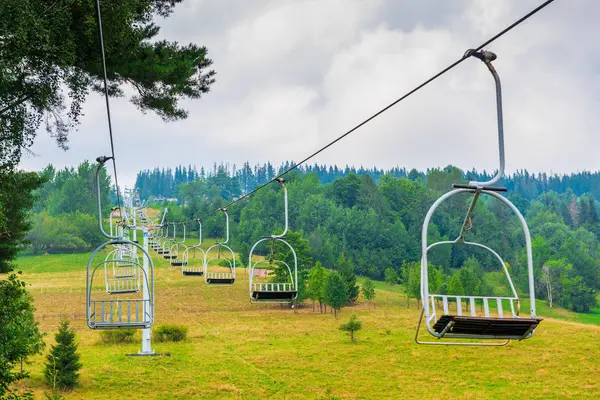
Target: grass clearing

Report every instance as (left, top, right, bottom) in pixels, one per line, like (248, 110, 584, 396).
(4, 252, 599, 399)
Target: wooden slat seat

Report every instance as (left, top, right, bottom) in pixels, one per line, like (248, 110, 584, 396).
(251, 291, 297, 301)
(171, 261, 187, 266)
(182, 269, 203, 276)
(206, 278, 235, 284)
(89, 321, 149, 330)
(433, 315, 542, 339)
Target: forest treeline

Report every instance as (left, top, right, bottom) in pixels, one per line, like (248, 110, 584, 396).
(136, 161, 600, 201)
(18, 160, 600, 313)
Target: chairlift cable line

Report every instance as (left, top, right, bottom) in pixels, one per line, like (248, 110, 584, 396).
(94, 0, 123, 213)
(173, 0, 556, 224)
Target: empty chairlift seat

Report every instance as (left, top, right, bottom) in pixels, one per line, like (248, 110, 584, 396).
(170, 222, 188, 266)
(182, 219, 205, 276)
(248, 178, 298, 304)
(204, 209, 236, 285)
(415, 50, 542, 346)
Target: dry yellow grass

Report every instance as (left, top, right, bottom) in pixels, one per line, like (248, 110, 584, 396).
(5, 251, 600, 399)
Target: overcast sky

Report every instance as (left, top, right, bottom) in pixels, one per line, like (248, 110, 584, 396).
(18, 0, 600, 188)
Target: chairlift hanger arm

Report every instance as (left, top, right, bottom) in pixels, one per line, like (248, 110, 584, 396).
(271, 179, 289, 238)
(160, 208, 168, 226)
(95, 157, 121, 240)
(178, 221, 186, 244)
(219, 208, 230, 244)
(463, 49, 505, 188)
(196, 219, 202, 246)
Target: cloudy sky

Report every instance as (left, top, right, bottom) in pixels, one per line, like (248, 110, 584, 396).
(18, 0, 600, 188)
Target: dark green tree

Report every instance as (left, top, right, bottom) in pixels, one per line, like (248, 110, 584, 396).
(328, 173, 362, 208)
(324, 272, 348, 318)
(44, 319, 82, 390)
(0, 0, 216, 168)
(337, 253, 359, 303)
(0, 171, 45, 272)
(0, 273, 45, 397)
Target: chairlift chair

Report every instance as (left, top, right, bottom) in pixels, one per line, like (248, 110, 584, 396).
(162, 223, 177, 259)
(248, 178, 298, 303)
(204, 209, 236, 284)
(157, 223, 171, 255)
(151, 225, 165, 251)
(182, 219, 205, 276)
(170, 222, 189, 266)
(416, 50, 542, 346)
(103, 247, 141, 294)
(86, 157, 154, 330)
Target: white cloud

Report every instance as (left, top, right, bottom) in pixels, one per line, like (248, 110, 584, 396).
(18, 0, 600, 188)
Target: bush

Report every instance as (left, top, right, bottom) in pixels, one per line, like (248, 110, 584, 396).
(217, 259, 233, 267)
(339, 314, 362, 342)
(153, 324, 188, 342)
(99, 329, 137, 344)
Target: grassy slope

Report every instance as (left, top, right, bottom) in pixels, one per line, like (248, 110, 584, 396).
(4, 252, 600, 400)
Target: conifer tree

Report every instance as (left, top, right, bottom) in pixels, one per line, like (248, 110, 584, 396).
(44, 319, 82, 390)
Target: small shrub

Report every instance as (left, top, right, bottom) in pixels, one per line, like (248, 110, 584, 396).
(217, 259, 233, 267)
(153, 324, 188, 342)
(339, 314, 362, 342)
(100, 329, 137, 344)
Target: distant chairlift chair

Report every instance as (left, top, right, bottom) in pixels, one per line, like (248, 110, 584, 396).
(170, 222, 188, 266)
(416, 49, 542, 346)
(182, 219, 205, 276)
(204, 209, 236, 284)
(104, 246, 141, 294)
(248, 178, 298, 303)
(157, 223, 170, 255)
(163, 223, 177, 259)
(153, 224, 166, 252)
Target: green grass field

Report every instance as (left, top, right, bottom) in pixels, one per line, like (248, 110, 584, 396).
(4, 250, 600, 399)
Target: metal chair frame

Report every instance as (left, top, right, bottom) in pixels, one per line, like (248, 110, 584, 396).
(204, 209, 236, 285)
(104, 247, 141, 294)
(182, 219, 206, 276)
(170, 222, 188, 266)
(416, 50, 539, 346)
(248, 178, 299, 303)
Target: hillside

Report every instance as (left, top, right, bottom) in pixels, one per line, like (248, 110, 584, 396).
(6, 252, 599, 400)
